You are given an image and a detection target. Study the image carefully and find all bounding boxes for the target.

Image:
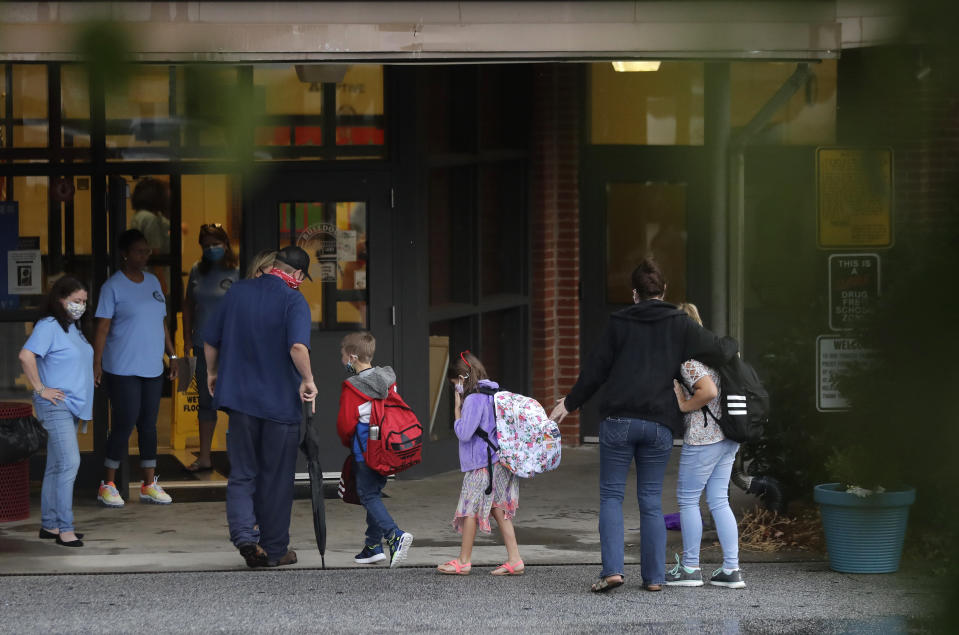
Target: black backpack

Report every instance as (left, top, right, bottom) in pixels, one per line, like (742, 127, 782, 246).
(688, 336, 769, 443)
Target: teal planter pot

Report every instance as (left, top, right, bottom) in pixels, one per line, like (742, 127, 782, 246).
(814, 483, 916, 574)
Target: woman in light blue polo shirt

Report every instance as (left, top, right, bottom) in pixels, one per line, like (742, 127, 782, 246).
(93, 229, 178, 507)
(181, 222, 239, 472)
(18, 276, 94, 547)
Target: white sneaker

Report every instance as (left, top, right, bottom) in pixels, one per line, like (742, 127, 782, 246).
(140, 476, 173, 505)
(97, 481, 125, 507)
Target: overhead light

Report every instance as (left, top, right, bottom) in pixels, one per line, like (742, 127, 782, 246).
(611, 61, 661, 72)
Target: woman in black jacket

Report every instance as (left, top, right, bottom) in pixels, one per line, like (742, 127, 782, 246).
(550, 258, 730, 593)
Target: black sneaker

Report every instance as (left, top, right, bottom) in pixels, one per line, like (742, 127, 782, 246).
(665, 554, 703, 587)
(238, 542, 269, 568)
(386, 530, 413, 568)
(709, 567, 746, 589)
(355, 544, 387, 564)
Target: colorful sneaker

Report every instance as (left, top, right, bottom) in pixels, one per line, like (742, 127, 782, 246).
(97, 481, 125, 507)
(665, 554, 703, 587)
(709, 567, 746, 589)
(140, 476, 173, 505)
(387, 530, 413, 568)
(355, 544, 387, 564)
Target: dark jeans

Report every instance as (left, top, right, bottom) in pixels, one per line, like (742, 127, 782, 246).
(355, 460, 399, 546)
(599, 417, 673, 585)
(103, 372, 163, 469)
(225, 410, 299, 561)
(192, 345, 216, 424)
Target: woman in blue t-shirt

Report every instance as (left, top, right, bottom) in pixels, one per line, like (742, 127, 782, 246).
(93, 229, 178, 507)
(18, 276, 94, 547)
(181, 223, 239, 472)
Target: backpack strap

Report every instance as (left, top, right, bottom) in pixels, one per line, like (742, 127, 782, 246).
(474, 428, 498, 495)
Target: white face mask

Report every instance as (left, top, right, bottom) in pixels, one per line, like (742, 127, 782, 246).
(66, 301, 86, 320)
(454, 382, 464, 395)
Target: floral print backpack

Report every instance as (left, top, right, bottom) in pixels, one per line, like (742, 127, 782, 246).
(476, 387, 562, 478)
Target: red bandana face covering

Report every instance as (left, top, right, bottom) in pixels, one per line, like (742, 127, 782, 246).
(268, 267, 302, 289)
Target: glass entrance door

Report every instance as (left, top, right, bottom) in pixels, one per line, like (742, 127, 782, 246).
(251, 172, 393, 472)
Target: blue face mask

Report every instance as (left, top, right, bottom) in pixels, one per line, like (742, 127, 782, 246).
(203, 246, 226, 262)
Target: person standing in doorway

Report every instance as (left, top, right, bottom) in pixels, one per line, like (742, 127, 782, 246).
(19, 276, 94, 547)
(203, 245, 318, 568)
(182, 223, 239, 473)
(94, 229, 178, 507)
(549, 258, 729, 593)
(129, 177, 171, 255)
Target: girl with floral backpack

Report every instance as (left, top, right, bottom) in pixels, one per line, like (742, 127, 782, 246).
(436, 351, 524, 576)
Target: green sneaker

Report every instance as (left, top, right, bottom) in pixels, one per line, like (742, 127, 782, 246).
(665, 554, 703, 587)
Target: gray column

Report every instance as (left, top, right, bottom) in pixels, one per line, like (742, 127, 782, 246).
(704, 62, 730, 335)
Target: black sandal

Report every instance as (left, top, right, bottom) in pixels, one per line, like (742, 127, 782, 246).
(590, 576, 624, 593)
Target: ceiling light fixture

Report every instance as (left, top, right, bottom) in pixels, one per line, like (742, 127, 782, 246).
(611, 61, 662, 72)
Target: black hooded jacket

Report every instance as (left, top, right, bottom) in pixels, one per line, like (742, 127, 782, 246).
(564, 300, 735, 436)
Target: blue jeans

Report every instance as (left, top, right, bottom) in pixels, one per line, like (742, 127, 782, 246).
(225, 411, 300, 561)
(599, 417, 673, 584)
(102, 372, 162, 469)
(34, 398, 81, 532)
(355, 460, 399, 545)
(677, 439, 741, 570)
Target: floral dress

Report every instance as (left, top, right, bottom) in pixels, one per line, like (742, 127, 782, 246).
(679, 359, 725, 446)
(453, 463, 519, 534)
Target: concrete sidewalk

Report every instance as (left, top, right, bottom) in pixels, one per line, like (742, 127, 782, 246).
(0, 446, 822, 574)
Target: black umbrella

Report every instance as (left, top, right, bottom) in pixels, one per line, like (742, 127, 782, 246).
(300, 402, 326, 569)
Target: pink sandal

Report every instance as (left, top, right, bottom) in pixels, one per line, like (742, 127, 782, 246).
(437, 559, 471, 575)
(491, 560, 525, 576)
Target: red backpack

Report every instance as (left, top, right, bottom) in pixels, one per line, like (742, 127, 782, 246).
(365, 389, 423, 475)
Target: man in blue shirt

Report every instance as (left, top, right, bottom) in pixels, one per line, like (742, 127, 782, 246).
(203, 246, 318, 568)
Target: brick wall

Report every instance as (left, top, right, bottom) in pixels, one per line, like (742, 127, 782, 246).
(839, 46, 959, 238)
(530, 64, 582, 444)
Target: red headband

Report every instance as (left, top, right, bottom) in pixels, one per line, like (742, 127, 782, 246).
(460, 350, 472, 367)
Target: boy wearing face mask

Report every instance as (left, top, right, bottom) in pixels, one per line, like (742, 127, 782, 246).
(181, 223, 239, 472)
(335, 331, 414, 568)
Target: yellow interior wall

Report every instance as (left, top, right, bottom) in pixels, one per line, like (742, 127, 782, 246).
(15, 176, 49, 252)
(180, 174, 238, 273)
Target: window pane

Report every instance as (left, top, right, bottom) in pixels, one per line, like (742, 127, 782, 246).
(61, 65, 90, 150)
(479, 65, 531, 152)
(279, 199, 369, 329)
(606, 182, 687, 304)
(428, 167, 473, 306)
(106, 66, 173, 160)
(335, 65, 385, 154)
(481, 308, 526, 391)
(590, 62, 704, 146)
(730, 60, 837, 145)
(12, 65, 48, 147)
(480, 162, 525, 297)
(177, 66, 240, 150)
